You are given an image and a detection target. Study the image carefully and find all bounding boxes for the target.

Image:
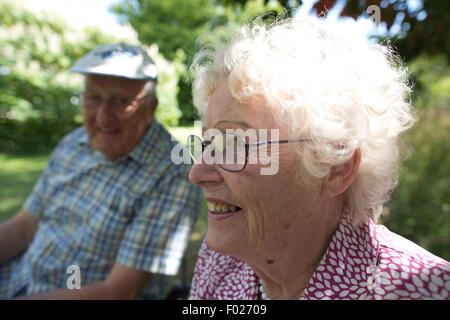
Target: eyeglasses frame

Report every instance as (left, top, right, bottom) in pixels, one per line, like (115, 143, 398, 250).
(77, 90, 151, 114)
(187, 132, 311, 172)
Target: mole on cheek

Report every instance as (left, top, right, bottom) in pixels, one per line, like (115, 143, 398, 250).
(266, 259, 275, 264)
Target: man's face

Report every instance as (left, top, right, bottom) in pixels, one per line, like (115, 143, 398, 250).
(82, 75, 155, 160)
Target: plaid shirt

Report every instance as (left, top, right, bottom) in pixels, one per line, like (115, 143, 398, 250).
(0, 120, 202, 299)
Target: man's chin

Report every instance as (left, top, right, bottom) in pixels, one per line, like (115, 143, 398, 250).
(98, 130, 121, 136)
(91, 139, 123, 161)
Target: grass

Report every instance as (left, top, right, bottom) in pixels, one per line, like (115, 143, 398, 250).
(0, 153, 50, 221)
(0, 125, 207, 286)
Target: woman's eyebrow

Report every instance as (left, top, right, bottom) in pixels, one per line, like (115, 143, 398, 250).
(202, 120, 253, 137)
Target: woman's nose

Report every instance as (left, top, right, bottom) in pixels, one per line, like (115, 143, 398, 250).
(189, 153, 223, 187)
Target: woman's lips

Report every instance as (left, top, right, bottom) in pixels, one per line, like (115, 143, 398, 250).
(207, 210, 242, 221)
(206, 200, 243, 221)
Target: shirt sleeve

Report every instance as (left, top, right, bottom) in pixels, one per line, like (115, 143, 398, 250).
(116, 166, 202, 276)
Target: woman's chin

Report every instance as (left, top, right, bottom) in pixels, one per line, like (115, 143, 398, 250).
(205, 228, 243, 257)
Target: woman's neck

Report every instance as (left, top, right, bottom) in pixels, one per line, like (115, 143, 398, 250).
(248, 199, 344, 300)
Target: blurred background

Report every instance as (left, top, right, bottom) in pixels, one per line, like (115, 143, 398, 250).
(0, 0, 448, 283)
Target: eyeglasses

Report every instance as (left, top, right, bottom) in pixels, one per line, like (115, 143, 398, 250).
(78, 91, 149, 114)
(187, 132, 310, 172)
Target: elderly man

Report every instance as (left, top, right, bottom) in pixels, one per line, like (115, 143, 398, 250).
(0, 43, 202, 299)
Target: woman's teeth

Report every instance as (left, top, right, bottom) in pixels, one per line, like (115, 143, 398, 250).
(207, 201, 240, 214)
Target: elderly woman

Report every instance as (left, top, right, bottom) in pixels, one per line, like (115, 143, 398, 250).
(186, 16, 449, 300)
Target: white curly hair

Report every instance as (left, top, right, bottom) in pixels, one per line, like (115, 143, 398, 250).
(190, 15, 416, 226)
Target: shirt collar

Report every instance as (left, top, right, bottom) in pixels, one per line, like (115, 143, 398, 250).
(300, 209, 380, 299)
(77, 129, 89, 145)
(125, 120, 161, 165)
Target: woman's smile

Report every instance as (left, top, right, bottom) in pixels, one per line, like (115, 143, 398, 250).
(206, 199, 243, 221)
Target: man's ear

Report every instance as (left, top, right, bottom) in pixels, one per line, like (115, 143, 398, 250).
(142, 97, 158, 126)
(321, 149, 361, 199)
(150, 97, 158, 114)
(145, 97, 158, 117)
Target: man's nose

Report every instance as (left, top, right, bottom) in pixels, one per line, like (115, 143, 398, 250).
(96, 102, 117, 125)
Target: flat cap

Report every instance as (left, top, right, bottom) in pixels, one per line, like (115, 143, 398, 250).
(70, 43, 157, 80)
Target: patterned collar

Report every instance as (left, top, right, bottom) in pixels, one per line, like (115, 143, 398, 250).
(299, 209, 380, 299)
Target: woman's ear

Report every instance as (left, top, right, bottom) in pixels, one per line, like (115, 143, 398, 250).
(321, 149, 361, 199)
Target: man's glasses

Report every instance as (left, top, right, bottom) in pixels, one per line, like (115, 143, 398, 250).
(187, 133, 310, 172)
(78, 91, 149, 114)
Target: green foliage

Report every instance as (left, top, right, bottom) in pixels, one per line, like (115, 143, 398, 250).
(384, 107, 449, 260)
(112, 0, 288, 124)
(219, 0, 286, 24)
(0, 1, 111, 152)
(111, 0, 215, 125)
(407, 55, 450, 109)
(112, 0, 215, 61)
(150, 46, 184, 126)
(0, 0, 184, 152)
(381, 55, 450, 260)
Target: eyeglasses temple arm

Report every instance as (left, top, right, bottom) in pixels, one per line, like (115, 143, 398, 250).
(247, 139, 310, 147)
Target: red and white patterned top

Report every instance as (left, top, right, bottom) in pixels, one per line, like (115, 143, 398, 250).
(189, 212, 450, 300)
